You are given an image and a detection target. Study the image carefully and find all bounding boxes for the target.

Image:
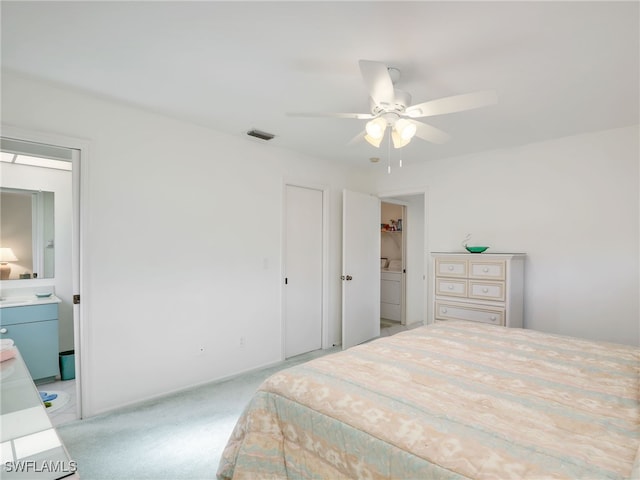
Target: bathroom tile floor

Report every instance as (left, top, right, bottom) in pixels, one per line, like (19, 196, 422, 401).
(40, 378, 78, 426)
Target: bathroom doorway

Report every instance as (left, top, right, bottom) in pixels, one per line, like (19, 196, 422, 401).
(0, 132, 84, 424)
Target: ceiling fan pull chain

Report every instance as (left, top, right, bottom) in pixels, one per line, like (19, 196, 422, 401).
(387, 128, 392, 174)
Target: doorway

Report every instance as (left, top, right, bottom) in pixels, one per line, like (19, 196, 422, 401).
(379, 192, 427, 328)
(0, 131, 85, 423)
(380, 202, 406, 327)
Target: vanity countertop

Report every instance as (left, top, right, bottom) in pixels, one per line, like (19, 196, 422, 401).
(0, 295, 61, 309)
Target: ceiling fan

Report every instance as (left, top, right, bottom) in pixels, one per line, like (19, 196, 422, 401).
(288, 60, 497, 149)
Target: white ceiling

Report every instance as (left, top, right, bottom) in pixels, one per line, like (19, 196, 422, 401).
(1, 1, 638, 168)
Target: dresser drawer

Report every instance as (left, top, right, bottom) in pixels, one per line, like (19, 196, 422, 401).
(435, 258, 467, 278)
(435, 301, 505, 326)
(435, 278, 468, 297)
(468, 281, 505, 301)
(468, 260, 506, 280)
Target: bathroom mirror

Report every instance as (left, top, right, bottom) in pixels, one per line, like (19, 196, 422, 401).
(0, 187, 55, 279)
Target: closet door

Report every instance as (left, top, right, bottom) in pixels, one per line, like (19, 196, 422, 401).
(284, 185, 323, 358)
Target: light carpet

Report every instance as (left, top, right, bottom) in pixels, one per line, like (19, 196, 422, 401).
(57, 325, 419, 479)
(57, 348, 338, 480)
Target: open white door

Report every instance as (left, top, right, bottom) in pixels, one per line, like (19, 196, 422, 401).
(342, 189, 380, 349)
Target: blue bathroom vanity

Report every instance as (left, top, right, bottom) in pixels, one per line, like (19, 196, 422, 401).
(0, 296, 61, 384)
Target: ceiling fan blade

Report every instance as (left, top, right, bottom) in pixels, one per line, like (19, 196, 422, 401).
(286, 112, 374, 119)
(405, 90, 497, 118)
(359, 60, 395, 106)
(347, 130, 365, 146)
(411, 120, 451, 144)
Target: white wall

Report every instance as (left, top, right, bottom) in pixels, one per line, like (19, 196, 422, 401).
(1, 71, 360, 416)
(370, 126, 639, 346)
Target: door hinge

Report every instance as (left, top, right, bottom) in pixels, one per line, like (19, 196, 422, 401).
(73, 294, 80, 305)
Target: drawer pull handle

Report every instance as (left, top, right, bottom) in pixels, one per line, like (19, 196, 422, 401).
(0, 328, 7, 334)
(448, 285, 454, 290)
(482, 288, 489, 293)
(482, 267, 489, 273)
(448, 266, 454, 271)
(441, 308, 448, 313)
(490, 316, 497, 321)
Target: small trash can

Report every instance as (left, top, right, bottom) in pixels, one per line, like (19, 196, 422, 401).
(59, 350, 75, 381)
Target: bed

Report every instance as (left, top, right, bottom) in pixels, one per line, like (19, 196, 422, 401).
(217, 321, 640, 479)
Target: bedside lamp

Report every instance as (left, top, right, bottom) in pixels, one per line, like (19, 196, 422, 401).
(0, 247, 18, 280)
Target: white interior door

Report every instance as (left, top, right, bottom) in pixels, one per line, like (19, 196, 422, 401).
(342, 189, 380, 349)
(284, 185, 323, 358)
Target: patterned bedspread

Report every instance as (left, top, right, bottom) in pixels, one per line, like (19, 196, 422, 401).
(217, 321, 640, 479)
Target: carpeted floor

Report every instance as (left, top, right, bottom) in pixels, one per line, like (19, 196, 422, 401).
(57, 348, 338, 480)
(58, 323, 422, 479)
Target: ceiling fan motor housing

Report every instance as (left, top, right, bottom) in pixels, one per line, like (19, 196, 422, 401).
(370, 89, 412, 117)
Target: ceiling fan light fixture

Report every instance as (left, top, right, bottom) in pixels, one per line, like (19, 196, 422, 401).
(364, 134, 383, 148)
(391, 129, 411, 149)
(394, 119, 417, 141)
(365, 117, 386, 139)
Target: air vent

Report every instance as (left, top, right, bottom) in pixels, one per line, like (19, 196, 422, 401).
(246, 129, 275, 141)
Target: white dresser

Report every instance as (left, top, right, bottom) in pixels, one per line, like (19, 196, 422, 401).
(432, 252, 525, 327)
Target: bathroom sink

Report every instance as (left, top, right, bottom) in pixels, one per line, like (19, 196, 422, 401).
(0, 297, 35, 307)
(0, 295, 59, 308)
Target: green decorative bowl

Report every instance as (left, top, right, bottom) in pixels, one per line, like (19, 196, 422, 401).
(465, 246, 489, 253)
